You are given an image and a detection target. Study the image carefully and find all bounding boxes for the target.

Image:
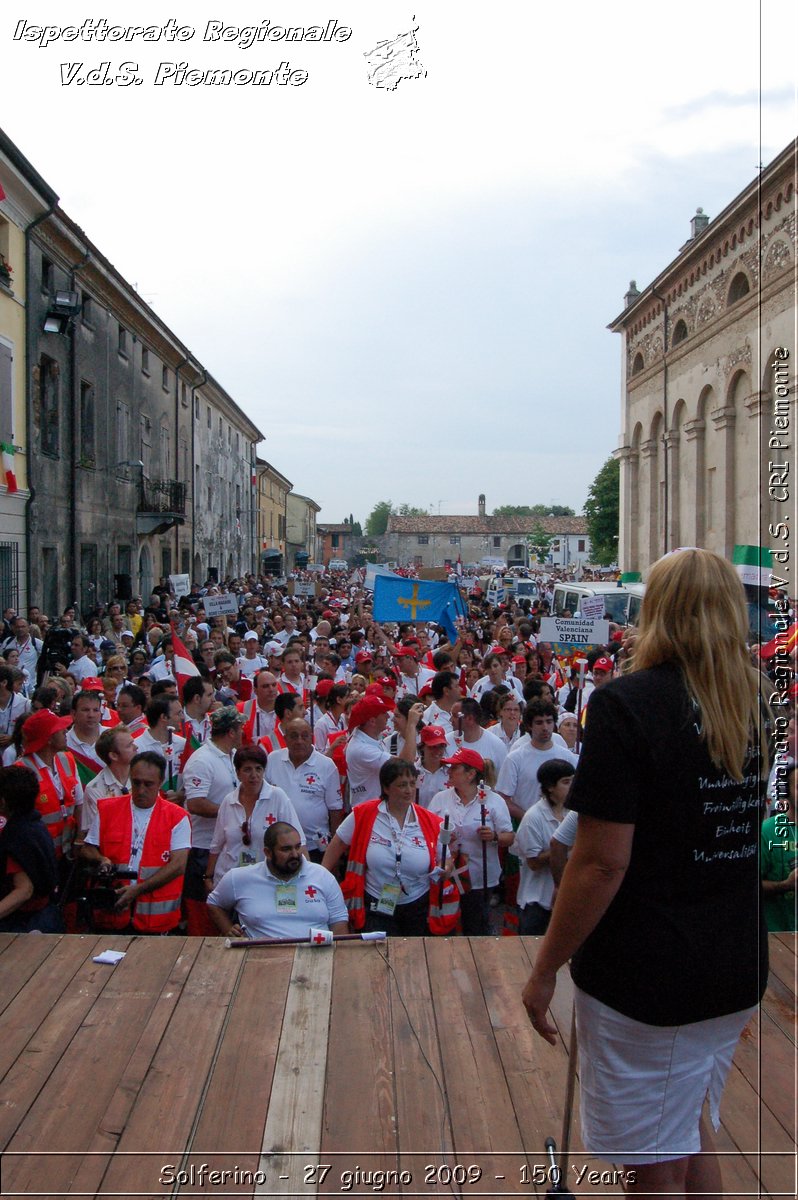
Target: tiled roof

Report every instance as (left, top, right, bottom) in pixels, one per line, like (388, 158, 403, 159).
(318, 524, 353, 534)
(387, 515, 588, 535)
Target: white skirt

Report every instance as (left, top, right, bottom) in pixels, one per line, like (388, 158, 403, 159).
(575, 987, 756, 1165)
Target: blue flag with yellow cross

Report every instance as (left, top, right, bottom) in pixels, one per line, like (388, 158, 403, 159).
(372, 576, 467, 643)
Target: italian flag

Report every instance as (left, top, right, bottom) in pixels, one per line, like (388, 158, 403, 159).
(170, 623, 201, 697)
(1, 443, 18, 494)
(732, 544, 772, 588)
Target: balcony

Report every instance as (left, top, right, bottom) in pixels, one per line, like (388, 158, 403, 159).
(136, 476, 187, 536)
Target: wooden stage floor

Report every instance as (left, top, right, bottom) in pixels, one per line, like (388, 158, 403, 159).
(0, 933, 794, 1199)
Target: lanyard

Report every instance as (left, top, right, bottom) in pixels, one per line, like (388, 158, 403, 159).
(382, 802, 418, 889)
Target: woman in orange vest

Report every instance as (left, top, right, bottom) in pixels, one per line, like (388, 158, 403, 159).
(322, 758, 457, 936)
(80, 751, 189, 934)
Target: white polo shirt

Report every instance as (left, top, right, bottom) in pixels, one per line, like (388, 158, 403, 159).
(497, 742, 579, 814)
(266, 748, 342, 851)
(68, 654, 99, 683)
(464, 727, 509, 775)
(81, 765, 128, 832)
(345, 728, 390, 806)
(183, 740, 239, 849)
(428, 787, 512, 891)
(207, 857, 348, 939)
(512, 798, 563, 910)
(209, 782, 302, 882)
(336, 801, 433, 903)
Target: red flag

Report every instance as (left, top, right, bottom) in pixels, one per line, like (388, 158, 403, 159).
(760, 621, 798, 660)
(170, 622, 201, 696)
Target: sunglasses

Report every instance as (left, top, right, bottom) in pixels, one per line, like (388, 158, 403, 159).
(241, 818, 251, 847)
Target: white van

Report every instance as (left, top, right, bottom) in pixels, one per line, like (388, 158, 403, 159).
(552, 581, 634, 625)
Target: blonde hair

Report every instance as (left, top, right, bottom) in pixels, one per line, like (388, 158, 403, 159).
(631, 549, 763, 780)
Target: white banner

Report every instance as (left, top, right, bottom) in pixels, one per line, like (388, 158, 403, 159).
(364, 562, 402, 592)
(169, 573, 191, 598)
(579, 594, 606, 621)
(204, 593, 239, 617)
(539, 617, 610, 646)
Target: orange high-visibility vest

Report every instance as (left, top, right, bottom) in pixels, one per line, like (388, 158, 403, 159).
(95, 794, 187, 933)
(237, 698, 277, 747)
(340, 799, 458, 934)
(18, 752, 79, 859)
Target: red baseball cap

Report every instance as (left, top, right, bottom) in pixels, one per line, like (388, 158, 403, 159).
(420, 725, 448, 746)
(395, 645, 418, 659)
(592, 656, 614, 674)
(348, 695, 390, 729)
(441, 747, 485, 771)
(365, 683, 395, 710)
(314, 679, 335, 699)
(355, 650, 373, 665)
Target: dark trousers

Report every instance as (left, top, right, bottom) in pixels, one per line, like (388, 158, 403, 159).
(364, 890, 429, 937)
(519, 902, 551, 935)
(460, 888, 491, 936)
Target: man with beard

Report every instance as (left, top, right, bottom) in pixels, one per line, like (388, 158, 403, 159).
(206, 821, 348, 939)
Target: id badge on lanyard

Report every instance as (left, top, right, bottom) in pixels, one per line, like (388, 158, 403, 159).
(275, 883, 297, 911)
(375, 881, 402, 915)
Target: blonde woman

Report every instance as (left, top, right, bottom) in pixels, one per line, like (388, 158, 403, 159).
(523, 549, 769, 1198)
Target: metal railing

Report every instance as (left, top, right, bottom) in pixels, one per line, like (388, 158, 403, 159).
(137, 477, 187, 516)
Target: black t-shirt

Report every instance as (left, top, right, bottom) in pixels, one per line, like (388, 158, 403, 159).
(568, 661, 767, 1025)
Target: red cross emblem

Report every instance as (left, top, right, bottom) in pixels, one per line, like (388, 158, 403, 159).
(305, 886, 318, 899)
(312, 932, 326, 943)
(266, 813, 277, 824)
(161, 849, 171, 863)
(411, 837, 424, 847)
(305, 775, 317, 785)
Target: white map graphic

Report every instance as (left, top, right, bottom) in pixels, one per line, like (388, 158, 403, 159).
(364, 21, 426, 90)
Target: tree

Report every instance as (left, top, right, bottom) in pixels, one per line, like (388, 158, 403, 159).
(527, 521, 553, 563)
(493, 503, 575, 517)
(365, 500, 428, 536)
(365, 500, 393, 537)
(584, 456, 620, 565)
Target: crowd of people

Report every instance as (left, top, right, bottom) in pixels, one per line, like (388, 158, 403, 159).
(0, 563, 792, 943)
(0, 553, 794, 1190)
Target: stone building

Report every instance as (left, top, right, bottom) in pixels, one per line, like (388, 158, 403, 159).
(0, 143, 265, 615)
(286, 492, 321, 569)
(610, 140, 796, 580)
(317, 522, 361, 566)
(191, 377, 261, 586)
(0, 132, 57, 614)
(383, 495, 591, 569)
(257, 458, 292, 575)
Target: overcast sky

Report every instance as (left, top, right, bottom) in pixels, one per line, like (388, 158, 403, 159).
(3, 1, 796, 524)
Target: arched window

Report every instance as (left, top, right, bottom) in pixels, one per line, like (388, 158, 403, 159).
(727, 272, 750, 305)
(632, 351, 644, 376)
(672, 319, 688, 345)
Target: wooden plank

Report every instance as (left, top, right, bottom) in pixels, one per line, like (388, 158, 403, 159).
(258, 945, 335, 1198)
(0, 931, 18, 956)
(0, 934, 104, 1086)
(91, 937, 243, 1200)
(773, 932, 795, 955)
(182, 945, 296, 1197)
(426, 937, 528, 1193)
(0, 934, 179, 1197)
(320, 941, 396, 1196)
(732, 1009, 796, 1138)
(0, 931, 60, 1018)
(482, 939, 606, 1198)
(766, 934, 798, 997)
(66, 936, 204, 1198)
(387, 938, 454, 1195)
(719, 1060, 796, 1197)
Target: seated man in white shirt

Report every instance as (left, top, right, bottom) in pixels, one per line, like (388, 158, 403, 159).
(207, 821, 349, 940)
